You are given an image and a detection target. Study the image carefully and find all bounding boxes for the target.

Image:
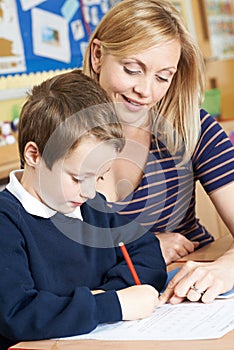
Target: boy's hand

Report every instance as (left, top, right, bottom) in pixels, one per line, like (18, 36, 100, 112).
(91, 289, 105, 295)
(117, 285, 159, 320)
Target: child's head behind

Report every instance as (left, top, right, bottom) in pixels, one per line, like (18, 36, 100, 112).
(18, 69, 124, 169)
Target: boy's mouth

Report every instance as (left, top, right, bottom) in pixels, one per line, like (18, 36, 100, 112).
(70, 201, 84, 207)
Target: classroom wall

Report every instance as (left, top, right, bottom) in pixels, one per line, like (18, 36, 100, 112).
(0, 0, 114, 123)
(191, 0, 234, 120)
(0, 70, 71, 122)
(1, 1, 234, 123)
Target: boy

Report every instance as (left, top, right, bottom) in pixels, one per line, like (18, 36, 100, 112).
(0, 70, 166, 350)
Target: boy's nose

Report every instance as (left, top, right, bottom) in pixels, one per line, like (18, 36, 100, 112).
(80, 184, 96, 200)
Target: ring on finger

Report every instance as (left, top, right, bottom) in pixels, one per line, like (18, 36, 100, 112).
(190, 284, 203, 294)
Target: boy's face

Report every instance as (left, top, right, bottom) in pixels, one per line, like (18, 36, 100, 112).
(37, 136, 116, 213)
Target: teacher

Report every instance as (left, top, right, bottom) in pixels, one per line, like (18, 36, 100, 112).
(82, 0, 234, 303)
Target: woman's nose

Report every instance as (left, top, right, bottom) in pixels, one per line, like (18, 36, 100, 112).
(133, 76, 153, 97)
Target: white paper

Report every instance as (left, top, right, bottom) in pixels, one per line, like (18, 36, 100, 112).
(60, 299, 234, 341)
(32, 8, 71, 63)
(0, 0, 26, 74)
(71, 20, 85, 41)
(20, 0, 46, 11)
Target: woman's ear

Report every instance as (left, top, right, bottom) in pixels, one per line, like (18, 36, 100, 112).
(91, 38, 102, 73)
(24, 142, 41, 167)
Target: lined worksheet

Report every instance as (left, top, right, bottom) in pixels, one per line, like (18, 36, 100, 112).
(60, 299, 234, 341)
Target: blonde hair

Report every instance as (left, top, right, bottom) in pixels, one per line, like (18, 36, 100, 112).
(83, 0, 205, 162)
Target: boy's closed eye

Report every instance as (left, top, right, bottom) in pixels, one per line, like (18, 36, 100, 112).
(72, 176, 84, 184)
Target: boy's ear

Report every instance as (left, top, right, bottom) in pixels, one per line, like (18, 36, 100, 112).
(24, 141, 41, 167)
(91, 38, 102, 73)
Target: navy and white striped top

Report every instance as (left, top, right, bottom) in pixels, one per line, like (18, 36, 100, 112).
(110, 110, 234, 247)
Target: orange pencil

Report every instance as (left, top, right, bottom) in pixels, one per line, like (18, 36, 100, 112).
(119, 242, 141, 285)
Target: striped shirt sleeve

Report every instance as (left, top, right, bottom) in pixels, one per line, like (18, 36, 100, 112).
(193, 109, 234, 194)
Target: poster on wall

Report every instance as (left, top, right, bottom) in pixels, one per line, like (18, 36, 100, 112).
(204, 0, 234, 60)
(0, 0, 26, 75)
(20, 0, 46, 11)
(32, 7, 71, 63)
(0, 0, 115, 77)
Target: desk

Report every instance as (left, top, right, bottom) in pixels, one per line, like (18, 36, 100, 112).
(10, 234, 234, 350)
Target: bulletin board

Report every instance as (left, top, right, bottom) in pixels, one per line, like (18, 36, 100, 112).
(0, 0, 118, 77)
(202, 0, 234, 60)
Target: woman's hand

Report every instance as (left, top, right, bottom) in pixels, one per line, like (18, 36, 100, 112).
(156, 232, 199, 264)
(117, 285, 159, 320)
(159, 259, 233, 305)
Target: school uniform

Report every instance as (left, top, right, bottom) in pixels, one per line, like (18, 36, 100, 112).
(0, 171, 166, 350)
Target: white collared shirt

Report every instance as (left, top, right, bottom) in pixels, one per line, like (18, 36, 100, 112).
(6, 170, 83, 220)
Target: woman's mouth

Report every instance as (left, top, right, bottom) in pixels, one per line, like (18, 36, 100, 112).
(122, 95, 145, 107)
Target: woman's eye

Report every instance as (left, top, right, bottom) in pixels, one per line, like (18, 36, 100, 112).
(156, 75, 169, 83)
(123, 66, 140, 75)
(97, 176, 104, 181)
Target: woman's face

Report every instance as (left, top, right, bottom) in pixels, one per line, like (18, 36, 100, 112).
(91, 39, 181, 125)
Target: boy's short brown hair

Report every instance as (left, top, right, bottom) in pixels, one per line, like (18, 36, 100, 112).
(18, 69, 124, 169)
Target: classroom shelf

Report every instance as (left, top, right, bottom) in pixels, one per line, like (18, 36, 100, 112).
(0, 141, 20, 180)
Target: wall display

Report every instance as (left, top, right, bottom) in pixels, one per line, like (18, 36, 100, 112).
(0, 0, 26, 75)
(0, 0, 115, 77)
(204, 0, 234, 60)
(0, 0, 196, 77)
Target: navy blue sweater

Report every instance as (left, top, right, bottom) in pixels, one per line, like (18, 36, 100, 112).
(0, 190, 166, 349)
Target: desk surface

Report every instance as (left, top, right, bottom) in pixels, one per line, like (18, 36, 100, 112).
(10, 234, 234, 350)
